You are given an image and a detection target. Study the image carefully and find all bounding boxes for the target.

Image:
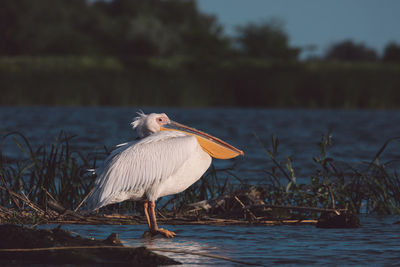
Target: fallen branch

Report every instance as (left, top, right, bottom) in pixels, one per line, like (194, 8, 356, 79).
(260, 204, 345, 215)
(74, 188, 93, 212)
(0, 186, 44, 215)
(234, 196, 258, 221)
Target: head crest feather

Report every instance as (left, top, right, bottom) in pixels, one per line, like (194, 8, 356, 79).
(131, 110, 149, 137)
(131, 110, 146, 129)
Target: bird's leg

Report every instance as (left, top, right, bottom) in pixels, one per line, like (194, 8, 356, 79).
(143, 201, 151, 230)
(149, 201, 176, 238)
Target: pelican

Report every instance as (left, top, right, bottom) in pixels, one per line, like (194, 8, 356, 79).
(86, 112, 243, 238)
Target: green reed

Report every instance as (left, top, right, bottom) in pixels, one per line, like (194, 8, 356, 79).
(0, 131, 97, 210)
(1, 56, 400, 108)
(1, 131, 399, 216)
(257, 134, 400, 215)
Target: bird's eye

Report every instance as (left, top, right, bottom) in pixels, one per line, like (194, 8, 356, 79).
(158, 118, 163, 122)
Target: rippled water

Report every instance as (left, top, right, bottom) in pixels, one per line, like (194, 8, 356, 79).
(41, 216, 400, 266)
(1, 106, 400, 182)
(3, 107, 400, 265)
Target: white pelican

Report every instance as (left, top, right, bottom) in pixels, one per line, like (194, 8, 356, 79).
(86, 112, 243, 238)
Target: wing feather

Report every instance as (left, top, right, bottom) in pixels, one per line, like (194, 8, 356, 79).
(86, 131, 198, 210)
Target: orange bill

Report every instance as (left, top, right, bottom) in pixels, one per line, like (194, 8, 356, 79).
(160, 121, 244, 159)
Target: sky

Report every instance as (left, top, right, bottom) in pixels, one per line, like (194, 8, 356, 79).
(196, 0, 400, 59)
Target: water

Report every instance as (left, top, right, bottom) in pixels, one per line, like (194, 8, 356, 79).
(41, 216, 400, 266)
(1, 107, 400, 182)
(2, 107, 400, 265)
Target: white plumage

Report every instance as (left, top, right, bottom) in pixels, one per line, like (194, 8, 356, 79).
(85, 111, 242, 238)
(87, 130, 211, 210)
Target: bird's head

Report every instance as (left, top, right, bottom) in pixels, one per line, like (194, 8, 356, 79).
(131, 111, 244, 159)
(131, 111, 170, 138)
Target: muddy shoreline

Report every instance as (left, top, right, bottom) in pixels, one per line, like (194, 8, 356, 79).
(0, 224, 180, 265)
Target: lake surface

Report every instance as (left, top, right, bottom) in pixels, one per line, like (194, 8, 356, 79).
(40, 216, 400, 266)
(1, 106, 400, 183)
(2, 107, 400, 265)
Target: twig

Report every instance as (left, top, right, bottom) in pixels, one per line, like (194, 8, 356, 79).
(327, 185, 335, 209)
(186, 207, 202, 213)
(0, 174, 20, 209)
(157, 209, 167, 220)
(260, 204, 344, 215)
(234, 196, 258, 221)
(41, 187, 57, 202)
(20, 191, 45, 215)
(0, 186, 44, 215)
(74, 188, 93, 212)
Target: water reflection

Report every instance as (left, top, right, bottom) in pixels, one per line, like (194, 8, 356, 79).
(134, 237, 222, 266)
(40, 217, 400, 266)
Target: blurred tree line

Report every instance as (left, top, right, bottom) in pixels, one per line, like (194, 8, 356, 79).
(0, 0, 400, 107)
(0, 0, 300, 61)
(325, 40, 400, 62)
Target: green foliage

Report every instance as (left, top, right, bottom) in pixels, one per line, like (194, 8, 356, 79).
(0, 0, 228, 60)
(235, 19, 299, 60)
(1, 56, 400, 107)
(0, 131, 97, 210)
(166, 133, 400, 216)
(383, 42, 400, 62)
(259, 134, 400, 215)
(1, 0, 397, 66)
(325, 40, 378, 62)
(1, 131, 399, 216)
(0, 0, 100, 55)
(2, 0, 400, 108)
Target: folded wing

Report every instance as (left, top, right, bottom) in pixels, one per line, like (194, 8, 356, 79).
(86, 131, 198, 210)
